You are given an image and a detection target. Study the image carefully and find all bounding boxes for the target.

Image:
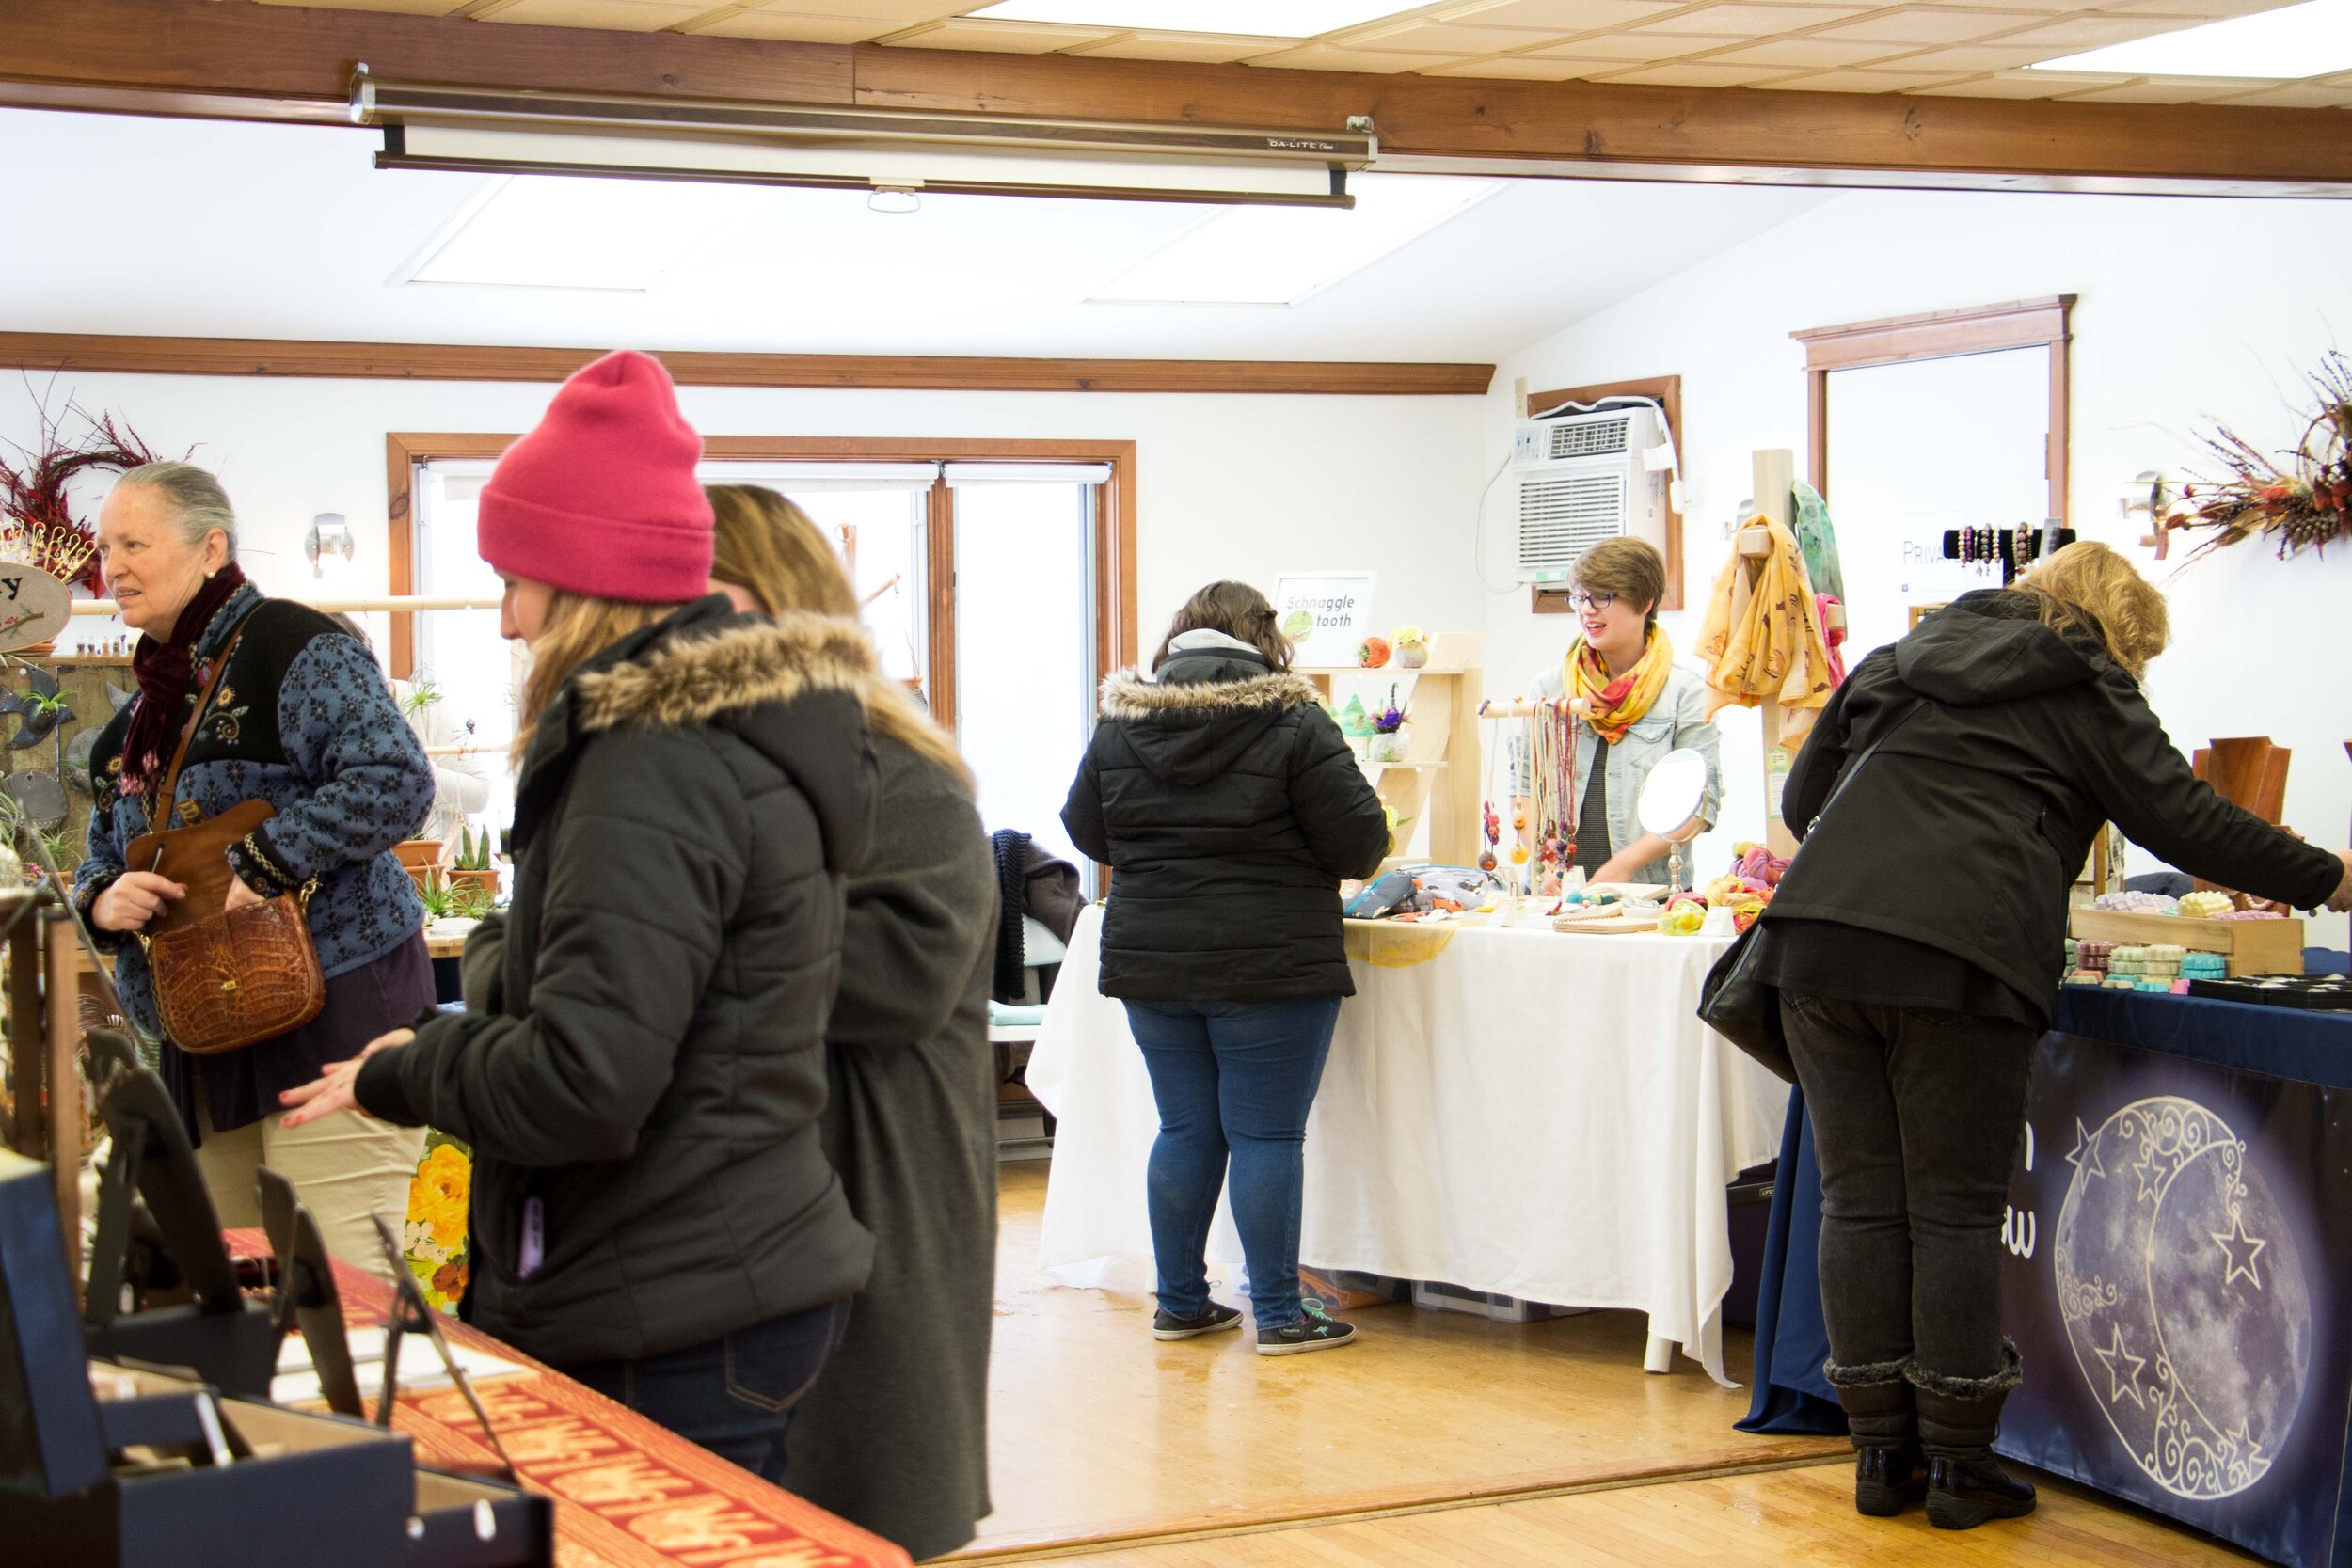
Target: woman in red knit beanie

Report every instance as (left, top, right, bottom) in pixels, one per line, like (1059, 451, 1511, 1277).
(284, 350, 882, 1481)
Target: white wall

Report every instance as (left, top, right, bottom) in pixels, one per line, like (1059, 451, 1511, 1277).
(1481, 187, 2352, 944)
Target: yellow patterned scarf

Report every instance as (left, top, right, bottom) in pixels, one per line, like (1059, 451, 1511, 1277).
(1694, 513, 1836, 741)
(1567, 626, 1674, 745)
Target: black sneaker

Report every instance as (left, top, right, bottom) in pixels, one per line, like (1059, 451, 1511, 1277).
(1153, 1301, 1243, 1341)
(1256, 1301, 1357, 1356)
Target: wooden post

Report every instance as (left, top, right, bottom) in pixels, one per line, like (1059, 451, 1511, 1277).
(42, 911, 81, 1277)
(1748, 450, 1801, 857)
(8, 918, 40, 1157)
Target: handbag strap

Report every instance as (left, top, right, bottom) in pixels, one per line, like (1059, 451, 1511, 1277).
(1805, 693, 1928, 836)
(150, 610, 258, 838)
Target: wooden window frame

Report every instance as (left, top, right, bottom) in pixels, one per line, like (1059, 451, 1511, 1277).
(386, 433, 1138, 726)
(1522, 374, 1686, 617)
(1792, 295, 2074, 525)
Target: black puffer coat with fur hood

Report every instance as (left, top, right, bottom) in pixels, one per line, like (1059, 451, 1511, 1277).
(358, 596, 878, 1366)
(1062, 629, 1388, 1003)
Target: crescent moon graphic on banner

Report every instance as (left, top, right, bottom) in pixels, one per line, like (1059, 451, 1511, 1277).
(2055, 1097, 2310, 1500)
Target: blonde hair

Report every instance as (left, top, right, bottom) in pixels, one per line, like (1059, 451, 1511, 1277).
(2014, 540, 2170, 681)
(513, 590, 679, 765)
(705, 484, 972, 788)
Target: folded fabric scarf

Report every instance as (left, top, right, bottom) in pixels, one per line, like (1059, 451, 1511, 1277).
(1565, 625, 1674, 745)
(1694, 515, 1836, 742)
(123, 563, 250, 795)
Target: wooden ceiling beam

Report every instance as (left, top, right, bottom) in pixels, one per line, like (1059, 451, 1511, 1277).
(0, 331, 1496, 397)
(0, 0, 2347, 191)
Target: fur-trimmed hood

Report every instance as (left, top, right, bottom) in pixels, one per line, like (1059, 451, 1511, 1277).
(577, 610, 876, 733)
(1096, 666, 1325, 788)
(1098, 667, 1324, 722)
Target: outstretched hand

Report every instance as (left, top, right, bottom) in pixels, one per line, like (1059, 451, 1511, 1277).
(2329, 851, 2352, 914)
(278, 1028, 414, 1128)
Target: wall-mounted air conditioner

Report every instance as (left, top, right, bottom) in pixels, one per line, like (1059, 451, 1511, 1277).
(1508, 405, 1671, 585)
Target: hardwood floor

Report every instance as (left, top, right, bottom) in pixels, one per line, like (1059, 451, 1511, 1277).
(965, 1161, 2261, 1568)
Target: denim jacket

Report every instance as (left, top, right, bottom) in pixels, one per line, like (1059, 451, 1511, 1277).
(74, 584, 434, 1042)
(1511, 660, 1723, 889)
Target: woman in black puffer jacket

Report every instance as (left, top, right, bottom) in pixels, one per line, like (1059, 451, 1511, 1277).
(283, 352, 878, 1481)
(1062, 581, 1388, 1356)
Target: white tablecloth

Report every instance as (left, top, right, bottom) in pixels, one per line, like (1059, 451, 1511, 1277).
(1025, 905, 1790, 1386)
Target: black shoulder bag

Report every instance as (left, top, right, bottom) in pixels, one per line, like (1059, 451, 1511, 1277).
(1696, 696, 1925, 1083)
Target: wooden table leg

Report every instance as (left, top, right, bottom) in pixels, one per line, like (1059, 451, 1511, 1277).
(43, 911, 81, 1284)
(8, 919, 40, 1157)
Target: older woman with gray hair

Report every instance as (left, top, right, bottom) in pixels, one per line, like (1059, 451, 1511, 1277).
(74, 461, 437, 1280)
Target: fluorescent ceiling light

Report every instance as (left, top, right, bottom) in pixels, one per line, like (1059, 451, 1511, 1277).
(970, 2, 1411, 37)
(400, 174, 765, 290)
(1089, 175, 1499, 307)
(2030, 0, 2352, 78)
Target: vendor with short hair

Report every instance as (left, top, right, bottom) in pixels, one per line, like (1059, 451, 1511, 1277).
(1514, 537, 1721, 889)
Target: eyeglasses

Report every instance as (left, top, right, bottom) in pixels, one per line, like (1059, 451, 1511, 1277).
(1568, 591, 1616, 611)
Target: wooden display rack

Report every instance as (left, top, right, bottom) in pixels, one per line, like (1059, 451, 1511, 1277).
(2068, 908, 2305, 978)
(1300, 631, 1485, 867)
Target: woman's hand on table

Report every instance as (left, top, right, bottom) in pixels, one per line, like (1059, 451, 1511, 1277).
(92, 872, 185, 932)
(278, 1028, 414, 1128)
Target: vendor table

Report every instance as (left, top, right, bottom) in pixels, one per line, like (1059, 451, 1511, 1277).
(1025, 904, 1789, 1385)
(1740, 985, 2352, 1568)
(228, 1230, 910, 1568)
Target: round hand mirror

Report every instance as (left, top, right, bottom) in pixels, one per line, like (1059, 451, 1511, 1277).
(1635, 747, 1708, 843)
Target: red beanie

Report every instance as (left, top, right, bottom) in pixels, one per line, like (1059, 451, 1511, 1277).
(477, 350, 713, 603)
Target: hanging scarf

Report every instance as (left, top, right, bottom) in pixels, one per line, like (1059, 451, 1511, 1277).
(122, 564, 251, 795)
(1694, 514, 1836, 741)
(1566, 625, 1675, 745)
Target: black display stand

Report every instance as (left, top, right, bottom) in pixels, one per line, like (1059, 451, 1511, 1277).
(1941, 523, 2077, 586)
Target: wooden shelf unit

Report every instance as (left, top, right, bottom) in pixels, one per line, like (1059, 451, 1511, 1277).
(1302, 633, 1485, 868)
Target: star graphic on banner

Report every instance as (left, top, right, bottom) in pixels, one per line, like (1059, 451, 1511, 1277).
(2066, 1118, 2106, 1179)
(2132, 1153, 2167, 1205)
(2231, 1418, 2266, 1475)
(2211, 1212, 2268, 1290)
(2093, 1323, 2148, 1408)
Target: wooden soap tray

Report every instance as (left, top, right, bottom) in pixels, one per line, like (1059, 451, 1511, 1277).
(2067, 908, 2304, 978)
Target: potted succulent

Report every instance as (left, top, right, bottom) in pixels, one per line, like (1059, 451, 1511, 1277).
(1366, 687, 1410, 764)
(446, 824, 499, 901)
(1391, 625, 1430, 669)
(396, 834, 451, 890)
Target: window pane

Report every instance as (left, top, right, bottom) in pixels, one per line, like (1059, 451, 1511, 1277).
(766, 485, 928, 689)
(412, 466, 516, 842)
(954, 482, 1092, 868)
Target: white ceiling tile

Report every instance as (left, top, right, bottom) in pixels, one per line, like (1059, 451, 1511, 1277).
(2080, 0, 2279, 12)
(1915, 66, 2130, 91)
(1879, 40, 2059, 65)
(2049, 73, 2280, 98)
(1439, 0, 1687, 24)
(1061, 30, 1281, 60)
(1807, 7, 2050, 43)
(1751, 64, 1978, 86)
(1975, 11, 2200, 46)
(1347, 19, 1564, 48)
(685, 10, 914, 39)
(1245, 43, 1466, 68)
(249, 0, 474, 12)
(879, 15, 1116, 48)
(1699, 35, 1911, 62)
(1593, 58, 1799, 80)
(1417, 51, 1627, 71)
(760, 0, 963, 16)
(1531, 29, 1745, 55)
(482, 0, 712, 26)
(2203, 82, 2352, 105)
(1633, 1, 1876, 33)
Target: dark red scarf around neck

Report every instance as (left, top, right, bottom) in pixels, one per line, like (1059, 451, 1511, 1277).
(123, 564, 251, 794)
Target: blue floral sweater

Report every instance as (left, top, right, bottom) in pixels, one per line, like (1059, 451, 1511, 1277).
(76, 584, 435, 1053)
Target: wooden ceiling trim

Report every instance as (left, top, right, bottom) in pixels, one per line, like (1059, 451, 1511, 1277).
(0, 332, 1497, 397)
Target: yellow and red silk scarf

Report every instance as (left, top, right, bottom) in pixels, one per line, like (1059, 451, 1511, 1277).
(1566, 626, 1674, 745)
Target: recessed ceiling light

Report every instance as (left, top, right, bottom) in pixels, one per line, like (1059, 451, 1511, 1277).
(969, 2, 1413, 38)
(397, 174, 770, 291)
(2029, 0, 2352, 79)
(1088, 175, 1500, 307)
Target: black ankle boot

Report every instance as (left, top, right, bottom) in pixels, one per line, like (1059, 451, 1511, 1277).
(1826, 1359, 1921, 1517)
(1910, 1346, 2037, 1530)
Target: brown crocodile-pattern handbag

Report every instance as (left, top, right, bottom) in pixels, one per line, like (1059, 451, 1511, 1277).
(132, 616, 326, 1055)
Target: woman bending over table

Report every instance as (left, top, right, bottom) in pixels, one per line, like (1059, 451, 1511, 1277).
(1062, 581, 1388, 1356)
(1514, 537, 1720, 889)
(1751, 541, 2352, 1530)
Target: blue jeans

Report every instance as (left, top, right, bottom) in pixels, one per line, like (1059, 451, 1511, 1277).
(564, 1297, 850, 1484)
(1123, 996, 1343, 1331)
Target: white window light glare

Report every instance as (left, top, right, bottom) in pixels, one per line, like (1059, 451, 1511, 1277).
(969, 2, 1414, 37)
(1089, 175, 1500, 308)
(2029, 0, 2352, 79)
(400, 174, 772, 291)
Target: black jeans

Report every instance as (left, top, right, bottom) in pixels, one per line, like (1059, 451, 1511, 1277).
(1782, 992, 2033, 1384)
(564, 1297, 851, 1484)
